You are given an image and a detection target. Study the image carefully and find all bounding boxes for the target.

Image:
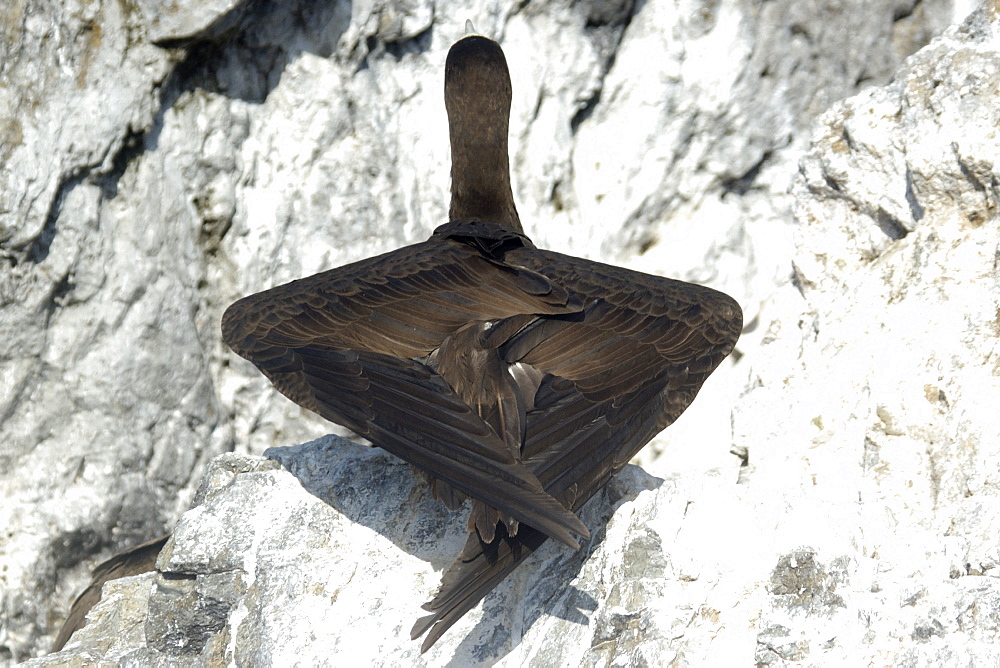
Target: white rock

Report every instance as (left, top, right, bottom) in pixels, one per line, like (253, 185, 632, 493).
(137, 0, 255, 44)
(0, 0, 985, 662)
(30, 446, 714, 665)
(730, 5, 1000, 665)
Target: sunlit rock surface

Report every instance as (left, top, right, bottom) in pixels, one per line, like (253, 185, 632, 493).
(2, 0, 994, 663)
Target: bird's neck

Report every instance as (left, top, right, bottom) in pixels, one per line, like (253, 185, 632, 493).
(449, 141, 522, 232)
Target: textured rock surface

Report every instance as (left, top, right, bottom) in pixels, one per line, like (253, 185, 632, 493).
(734, 6, 1000, 663)
(29, 447, 673, 665)
(0, 0, 992, 664)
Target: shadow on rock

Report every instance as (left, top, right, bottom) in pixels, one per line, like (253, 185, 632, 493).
(266, 433, 663, 659)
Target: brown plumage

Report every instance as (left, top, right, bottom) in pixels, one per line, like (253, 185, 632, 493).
(409, 246, 741, 649)
(223, 33, 742, 650)
(223, 33, 741, 650)
(52, 535, 168, 652)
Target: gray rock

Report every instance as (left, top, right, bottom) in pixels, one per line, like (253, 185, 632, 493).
(0, 0, 990, 663)
(731, 4, 1000, 665)
(136, 0, 259, 45)
(0, 0, 228, 660)
(30, 445, 686, 665)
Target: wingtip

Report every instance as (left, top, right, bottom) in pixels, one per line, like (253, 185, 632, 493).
(411, 612, 435, 641)
(560, 519, 589, 551)
(412, 613, 448, 654)
(541, 508, 589, 551)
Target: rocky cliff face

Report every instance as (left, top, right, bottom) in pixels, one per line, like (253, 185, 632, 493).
(2, 0, 996, 665)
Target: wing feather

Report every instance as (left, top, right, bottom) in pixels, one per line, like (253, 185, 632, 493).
(412, 247, 742, 649)
(222, 237, 591, 549)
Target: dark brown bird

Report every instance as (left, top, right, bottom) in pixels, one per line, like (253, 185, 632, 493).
(223, 33, 741, 650)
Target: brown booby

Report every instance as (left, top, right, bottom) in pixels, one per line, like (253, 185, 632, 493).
(222, 33, 742, 650)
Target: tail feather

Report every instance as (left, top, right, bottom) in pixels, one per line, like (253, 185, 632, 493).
(411, 526, 547, 653)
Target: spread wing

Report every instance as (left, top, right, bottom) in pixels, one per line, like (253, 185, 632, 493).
(507, 247, 742, 503)
(412, 248, 742, 649)
(221, 238, 590, 549)
(53, 535, 169, 651)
